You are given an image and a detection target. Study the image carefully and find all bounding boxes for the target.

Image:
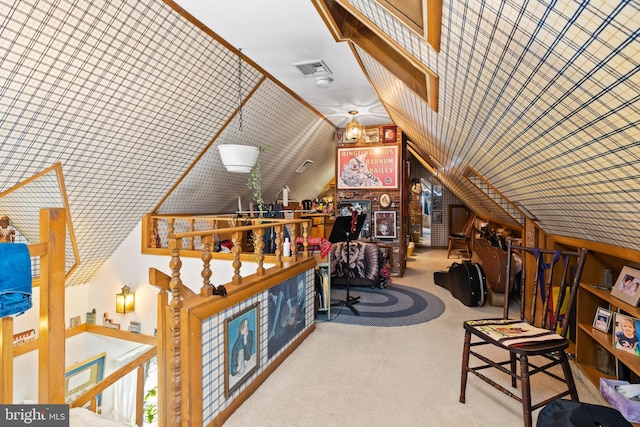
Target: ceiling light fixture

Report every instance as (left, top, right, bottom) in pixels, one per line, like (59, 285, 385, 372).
(345, 110, 363, 141)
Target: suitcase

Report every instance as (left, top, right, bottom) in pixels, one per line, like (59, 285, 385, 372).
(447, 261, 487, 307)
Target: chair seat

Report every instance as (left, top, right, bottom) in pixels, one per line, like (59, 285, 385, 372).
(464, 319, 569, 356)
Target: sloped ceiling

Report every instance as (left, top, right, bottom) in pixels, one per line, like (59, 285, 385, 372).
(332, 0, 639, 249)
(0, 0, 336, 286)
(0, 0, 638, 288)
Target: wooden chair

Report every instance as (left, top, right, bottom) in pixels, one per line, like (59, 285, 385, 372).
(447, 214, 476, 258)
(459, 242, 588, 427)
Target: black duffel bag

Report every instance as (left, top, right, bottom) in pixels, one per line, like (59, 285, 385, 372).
(537, 399, 631, 427)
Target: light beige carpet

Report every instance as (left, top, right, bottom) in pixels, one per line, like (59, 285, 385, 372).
(223, 247, 607, 426)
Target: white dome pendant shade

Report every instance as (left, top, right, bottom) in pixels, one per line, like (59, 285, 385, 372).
(218, 144, 260, 173)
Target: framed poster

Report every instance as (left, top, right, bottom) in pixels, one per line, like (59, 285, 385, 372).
(432, 211, 442, 224)
(374, 211, 397, 239)
(337, 146, 398, 189)
(225, 302, 260, 397)
(65, 352, 106, 406)
(611, 266, 640, 307)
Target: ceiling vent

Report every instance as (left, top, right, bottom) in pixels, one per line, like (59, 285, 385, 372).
(292, 60, 332, 77)
(295, 159, 314, 174)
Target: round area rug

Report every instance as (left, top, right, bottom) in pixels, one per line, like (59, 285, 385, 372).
(328, 284, 445, 327)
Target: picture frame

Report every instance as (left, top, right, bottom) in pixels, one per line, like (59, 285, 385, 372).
(379, 193, 391, 208)
(65, 352, 106, 406)
(225, 302, 260, 398)
(374, 210, 397, 239)
(612, 312, 640, 355)
(335, 128, 345, 144)
(592, 307, 613, 333)
(337, 146, 398, 189)
(382, 125, 397, 143)
(432, 210, 442, 224)
(611, 266, 640, 307)
(363, 128, 379, 143)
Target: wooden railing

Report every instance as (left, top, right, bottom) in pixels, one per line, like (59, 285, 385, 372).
(147, 214, 319, 426)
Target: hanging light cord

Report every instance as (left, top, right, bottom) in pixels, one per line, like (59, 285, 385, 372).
(237, 48, 244, 131)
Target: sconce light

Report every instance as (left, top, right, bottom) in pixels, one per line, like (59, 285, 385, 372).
(345, 110, 363, 140)
(115, 285, 135, 314)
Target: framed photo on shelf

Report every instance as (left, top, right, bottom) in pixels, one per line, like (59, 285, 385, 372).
(611, 266, 640, 307)
(592, 307, 612, 333)
(382, 125, 397, 143)
(225, 302, 260, 398)
(612, 312, 640, 355)
(363, 128, 379, 143)
(65, 352, 106, 406)
(374, 210, 397, 239)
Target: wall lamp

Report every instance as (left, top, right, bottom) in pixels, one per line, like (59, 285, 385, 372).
(115, 285, 135, 314)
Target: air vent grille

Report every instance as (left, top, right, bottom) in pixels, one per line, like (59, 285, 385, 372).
(295, 160, 314, 174)
(292, 60, 332, 77)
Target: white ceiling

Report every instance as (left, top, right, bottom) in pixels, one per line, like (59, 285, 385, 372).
(173, 0, 391, 128)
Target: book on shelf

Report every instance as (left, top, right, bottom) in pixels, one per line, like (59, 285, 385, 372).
(466, 319, 563, 346)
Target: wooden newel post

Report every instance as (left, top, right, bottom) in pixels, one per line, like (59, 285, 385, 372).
(39, 208, 66, 404)
(168, 236, 183, 426)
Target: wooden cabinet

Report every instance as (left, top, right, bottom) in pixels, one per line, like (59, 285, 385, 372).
(576, 283, 640, 387)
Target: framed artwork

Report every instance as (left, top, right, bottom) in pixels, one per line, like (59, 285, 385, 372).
(337, 146, 398, 189)
(338, 199, 371, 238)
(335, 128, 344, 144)
(432, 197, 442, 210)
(382, 125, 397, 143)
(363, 128, 379, 143)
(379, 193, 391, 208)
(374, 210, 397, 239)
(268, 274, 307, 358)
(592, 307, 612, 333)
(225, 302, 260, 397)
(65, 352, 106, 406)
(612, 312, 640, 355)
(432, 210, 442, 224)
(611, 266, 640, 307)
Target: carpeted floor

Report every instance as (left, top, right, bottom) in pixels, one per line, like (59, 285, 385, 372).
(223, 247, 608, 427)
(329, 284, 445, 326)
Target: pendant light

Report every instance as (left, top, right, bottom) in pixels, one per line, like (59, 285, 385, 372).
(219, 48, 260, 173)
(345, 110, 363, 141)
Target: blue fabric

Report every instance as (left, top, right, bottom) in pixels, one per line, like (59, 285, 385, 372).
(0, 243, 32, 317)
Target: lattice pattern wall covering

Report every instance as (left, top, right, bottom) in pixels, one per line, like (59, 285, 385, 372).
(353, 0, 640, 251)
(201, 269, 315, 424)
(0, 1, 335, 286)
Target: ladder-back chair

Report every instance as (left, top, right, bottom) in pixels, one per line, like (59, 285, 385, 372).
(447, 214, 476, 258)
(459, 242, 588, 427)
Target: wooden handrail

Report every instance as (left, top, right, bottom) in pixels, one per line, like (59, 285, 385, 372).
(70, 346, 157, 426)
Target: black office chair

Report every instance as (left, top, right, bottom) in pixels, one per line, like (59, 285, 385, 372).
(459, 242, 588, 427)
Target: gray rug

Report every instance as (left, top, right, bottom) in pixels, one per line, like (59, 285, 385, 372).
(328, 284, 445, 327)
